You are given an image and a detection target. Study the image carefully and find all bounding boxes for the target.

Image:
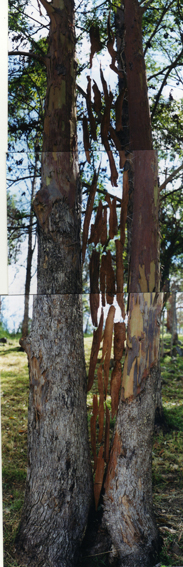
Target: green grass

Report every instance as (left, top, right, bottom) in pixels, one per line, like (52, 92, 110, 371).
(1, 333, 183, 566)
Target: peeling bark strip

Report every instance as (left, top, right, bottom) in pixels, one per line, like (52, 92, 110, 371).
(91, 394, 98, 470)
(122, 293, 163, 400)
(87, 310, 103, 392)
(105, 194, 118, 239)
(121, 169, 129, 246)
(115, 240, 125, 318)
(104, 405, 110, 463)
(94, 446, 105, 511)
(89, 24, 102, 68)
(102, 305, 115, 398)
(124, 0, 153, 149)
(90, 250, 100, 327)
(82, 168, 99, 263)
(83, 115, 90, 163)
(129, 151, 160, 293)
(88, 200, 103, 245)
(111, 323, 125, 418)
(86, 76, 97, 141)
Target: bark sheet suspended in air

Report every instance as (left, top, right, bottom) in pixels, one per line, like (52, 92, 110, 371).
(15, 0, 93, 565)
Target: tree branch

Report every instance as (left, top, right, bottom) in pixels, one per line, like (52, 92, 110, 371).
(160, 185, 183, 201)
(39, 0, 54, 17)
(8, 50, 47, 66)
(151, 49, 183, 120)
(144, 0, 175, 56)
(159, 163, 183, 191)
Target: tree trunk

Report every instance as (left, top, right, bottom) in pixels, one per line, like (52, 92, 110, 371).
(102, 3, 162, 564)
(104, 294, 163, 567)
(22, 152, 37, 339)
(15, 0, 93, 565)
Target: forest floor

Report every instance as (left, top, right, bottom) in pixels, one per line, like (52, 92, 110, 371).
(1, 331, 183, 567)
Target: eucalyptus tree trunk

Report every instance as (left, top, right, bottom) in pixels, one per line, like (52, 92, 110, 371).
(15, 1, 92, 565)
(102, 2, 162, 564)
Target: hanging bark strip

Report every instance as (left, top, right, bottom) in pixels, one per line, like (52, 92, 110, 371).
(88, 200, 103, 245)
(105, 193, 118, 239)
(100, 66, 118, 186)
(87, 310, 104, 392)
(90, 394, 98, 470)
(90, 250, 100, 327)
(86, 76, 97, 141)
(83, 115, 90, 164)
(104, 405, 110, 463)
(82, 167, 99, 263)
(101, 206, 107, 245)
(102, 305, 115, 398)
(111, 322, 126, 418)
(100, 252, 115, 307)
(93, 79, 102, 113)
(98, 365, 104, 442)
(115, 89, 126, 131)
(121, 168, 129, 246)
(129, 151, 160, 293)
(107, 13, 123, 77)
(94, 446, 105, 510)
(115, 240, 125, 319)
(89, 24, 102, 68)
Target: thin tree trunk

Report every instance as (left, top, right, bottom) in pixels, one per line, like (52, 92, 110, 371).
(22, 153, 37, 338)
(15, 0, 92, 565)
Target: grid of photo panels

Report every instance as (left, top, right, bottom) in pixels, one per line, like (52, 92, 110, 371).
(1, 0, 183, 566)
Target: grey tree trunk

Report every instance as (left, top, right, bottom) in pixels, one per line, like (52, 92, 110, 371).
(15, 0, 93, 564)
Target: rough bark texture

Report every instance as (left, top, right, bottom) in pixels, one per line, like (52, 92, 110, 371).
(22, 153, 37, 338)
(15, 0, 93, 565)
(16, 295, 92, 567)
(104, 367, 160, 567)
(103, 294, 163, 566)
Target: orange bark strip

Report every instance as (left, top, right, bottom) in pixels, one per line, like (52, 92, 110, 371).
(104, 406, 110, 463)
(89, 25, 102, 68)
(97, 364, 103, 397)
(82, 169, 99, 263)
(94, 446, 105, 510)
(114, 322, 126, 361)
(91, 394, 98, 471)
(101, 206, 107, 245)
(88, 200, 103, 245)
(87, 310, 104, 392)
(86, 76, 97, 141)
(102, 305, 115, 397)
(111, 361, 122, 418)
(98, 367, 104, 442)
(105, 194, 118, 239)
(104, 429, 122, 493)
(92, 80, 102, 113)
(90, 250, 100, 327)
(106, 250, 115, 305)
(115, 240, 125, 319)
(100, 65, 108, 103)
(107, 150, 118, 188)
(121, 170, 129, 246)
(83, 115, 90, 164)
(100, 255, 107, 307)
(90, 415, 97, 470)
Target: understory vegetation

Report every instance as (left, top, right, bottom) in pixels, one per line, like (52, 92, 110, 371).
(1, 329, 183, 567)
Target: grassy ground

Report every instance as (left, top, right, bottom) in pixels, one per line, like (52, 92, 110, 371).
(1, 331, 183, 566)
